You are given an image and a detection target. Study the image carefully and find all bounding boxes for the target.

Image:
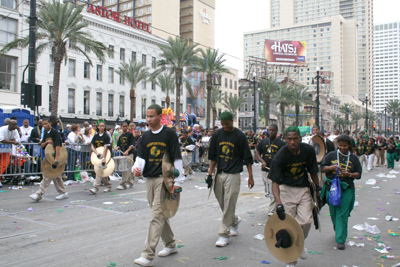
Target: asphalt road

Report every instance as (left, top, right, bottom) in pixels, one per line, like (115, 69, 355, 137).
(0, 164, 399, 267)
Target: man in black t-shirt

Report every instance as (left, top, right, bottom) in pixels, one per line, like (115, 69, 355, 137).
(115, 123, 135, 190)
(246, 131, 258, 162)
(376, 137, 387, 167)
(179, 129, 195, 179)
(132, 105, 184, 267)
(255, 124, 285, 216)
(29, 119, 68, 202)
(207, 111, 254, 247)
(268, 126, 320, 265)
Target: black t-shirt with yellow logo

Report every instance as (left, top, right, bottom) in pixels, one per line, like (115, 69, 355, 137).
(181, 136, 195, 150)
(321, 151, 362, 188)
(246, 135, 258, 150)
(208, 128, 253, 174)
(43, 127, 62, 148)
(356, 144, 366, 156)
(137, 126, 181, 178)
(256, 137, 286, 172)
(91, 133, 111, 148)
(268, 143, 319, 187)
(365, 144, 376, 155)
(117, 132, 134, 154)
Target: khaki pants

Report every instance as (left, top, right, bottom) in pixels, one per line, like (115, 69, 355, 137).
(214, 172, 241, 237)
(93, 175, 112, 190)
(262, 171, 276, 213)
(379, 150, 385, 166)
(358, 154, 366, 168)
(142, 176, 175, 260)
(184, 152, 193, 176)
(119, 154, 134, 188)
(36, 174, 66, 199)
(280, 184, 313, 239)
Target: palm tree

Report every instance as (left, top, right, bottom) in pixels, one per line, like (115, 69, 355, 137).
(116, 61, 149, 121)
(292, 86, 314, 127)
(210, 86, 222, 128)
(258, 76, 279, 126)
(338, 117, 346, 132)
(152, 72, 175, 108)
(339, 103, 355, 130)
(386, 99, 400, 135)
(157, 37, 200, 125)
(273, 83, 295, 133)
(351, 112, 362, 133)
(222, 95, 246, 119)
(187, 83, 202, 114)
(191, 48, 232, 129)
(0, 0, 107, 116)
(330, 114, 342, 131)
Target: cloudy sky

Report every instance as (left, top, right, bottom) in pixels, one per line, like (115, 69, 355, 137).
(215, 0, 400, 77)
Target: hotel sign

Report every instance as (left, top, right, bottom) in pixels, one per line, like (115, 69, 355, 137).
(199, 8, 211, 24)
(87, 4, 152, 34)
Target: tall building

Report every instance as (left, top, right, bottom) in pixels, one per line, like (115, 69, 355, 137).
(373, 22, 400, 113)
(268, 0, 373, 99)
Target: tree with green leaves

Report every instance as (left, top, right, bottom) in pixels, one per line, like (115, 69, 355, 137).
(157, 37, 200, 125)
(191, 48, 232, 129)
(151, 71, 175, 108)
(0, 0, 107, 116)
(291, 86, 314, 127)
(386, 99, 400, 135)
(330, 114, 342, 131)
(351, 112, 362, 133)
(187, 83, 202, 114)
(258, 76, 279, 127)
(222, 95, 245, 120)
(210, 86, 222, 128)
(339, 103, 355, 130)
(273, 83, 295, 133)
(116, 61, 149, 121)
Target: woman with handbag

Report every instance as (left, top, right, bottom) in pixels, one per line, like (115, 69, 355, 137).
(320, 134, 362, 250)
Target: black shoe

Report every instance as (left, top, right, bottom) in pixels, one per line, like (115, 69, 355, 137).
(337, 243, 345, 250)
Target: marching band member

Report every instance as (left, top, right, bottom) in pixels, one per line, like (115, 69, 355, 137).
(207, 111, 254, 247)
(255, 124, 285, 216)
(89, 121, 112, 194)
(268, 126, 320, 267)
(179, 129, 195, 180)
(29, 119, 68, 201)
(115, 123, 135, 190)
(365, 138, 376, 172)
(132, 104, 184, 267)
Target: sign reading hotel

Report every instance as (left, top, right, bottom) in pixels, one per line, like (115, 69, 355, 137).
(265, 39, 306, 66)
(199, 8, 211, 24)
(87, 3, 152, 34)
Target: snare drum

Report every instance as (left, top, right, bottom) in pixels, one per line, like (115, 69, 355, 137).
(181, 152, 192, 167)
(201, 137, 210, 148)
(113, 156, 132, 172)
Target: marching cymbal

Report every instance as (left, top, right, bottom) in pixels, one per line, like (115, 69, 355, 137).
(93, 158, 115, 177)
(264, 213, 304, 263)
(161, 151, 180, 218)
(309, 135, 326, 163)
(44, 144, 67, 165)
(91, 147, 111, 167)
(41, 158, 66, 179)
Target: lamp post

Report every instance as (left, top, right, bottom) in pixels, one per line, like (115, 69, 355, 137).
(360, 94, 369, 135)
(384, 107, 387, 136)
(312, 67, 322, 128)
(253, 72, 257, 134)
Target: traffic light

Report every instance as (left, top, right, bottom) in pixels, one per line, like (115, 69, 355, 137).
(373, 125, 376, 131)
(388, 127, 390, 131)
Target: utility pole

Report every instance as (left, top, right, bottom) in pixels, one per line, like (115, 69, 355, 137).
(28, 0, 37, 111)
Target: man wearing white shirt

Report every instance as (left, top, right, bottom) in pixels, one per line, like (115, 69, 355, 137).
(0, 120, 21, 174)
(20, 119, 33, 143)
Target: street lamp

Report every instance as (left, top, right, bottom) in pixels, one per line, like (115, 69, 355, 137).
(312, 67, 323, 129)
(253, 72, 257, 134)
(360, 94, 369, 135)
(384, 107, 387, 136)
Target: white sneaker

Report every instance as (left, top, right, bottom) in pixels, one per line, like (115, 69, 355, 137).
(103, 187, 111, 192)
(158, 246, 178, 257)
(286, 263, 297, 267)
(268, 211, 274, 217)
(230, 216, 242, 236)
(137, 179, 145, 184)
(89, 188, 98, 194)
(55, 192, 68, 200)
(215, 236, 230, 247)
(29, 193, 40, 202)
(300, 248, 308, 260)
(133, 257, 153, 267)
(188, 174, 193, 180)
(116, 185, 125, 190)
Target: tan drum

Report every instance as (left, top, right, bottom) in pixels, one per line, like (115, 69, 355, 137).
(181, 151, 192, 167)
(113, 156, 132, 172)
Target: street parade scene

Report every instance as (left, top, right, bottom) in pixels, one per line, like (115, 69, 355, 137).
(0, 0, 400, 266)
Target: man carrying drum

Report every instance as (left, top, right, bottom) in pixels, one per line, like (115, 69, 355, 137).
(179, 129, 195, 180)
(132, 104, 184, 267)
(115, 123, 135, 190)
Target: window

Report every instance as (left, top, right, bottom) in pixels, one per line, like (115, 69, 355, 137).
(68, 59, 76, 76)
(171, 102, 174, 111)
(147, 16, 152, 22)
(225, 78, 228, 87)
(141, 98, 146, 119)
(48, 86, 53, 112)
(161, 101, 165, 108)
(142, 54, 146, 65)
(142, 80, 146, 89)
(151, 82, 155, 90)
(49, 55, 54, 73)
(119, 95, 125, 117)
(230, 79, 232, 89)
(83, 91, 90, 115)
(119, 73, 124, 85)
(68, 40, 75, 48)
(96, 93, 102, 116)
(0, 17, 17, 44)
(108, 67, 114, 83)
(139, 8, 143, 14)
(85, 45, 90, 52)
(84, 62, 90, 79)
(234, 80, 237, 89)
(108, 0, 115, 4)
(151, 99, 156, 105)
(152, 57, 156, 68)
(1, 0, 16, 9)
(139, 0, 143, 5)
(108, 94, 114, 117)
(68, 89, 75, 113)
(96, 65, 102, 81)
(244, 104, 248, 111)
(109, 45, 114, 58)
(120, 48, 125, 61)
(131, 51, 136, 61)
(147, 6, 151, 12)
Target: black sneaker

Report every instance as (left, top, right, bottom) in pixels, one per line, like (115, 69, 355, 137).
(337, 243, 345, 250)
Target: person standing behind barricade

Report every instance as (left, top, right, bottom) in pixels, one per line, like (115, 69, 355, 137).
(20, 119, 33, 173)
(115, 123, 135, 190)
(207, 111, 254, 247)
(29, 119, 68, 201)
(67, 125, 83, 180)
(128, 122, 136, 134)
(386, 137, 397, 169)
(180, 129, 195, 180)
(82, 127, 93, 171)
(50, 115, 66, 143)
(255, 124, 286, 216)
(91, 121, 97, 136)
(89, 122, 112, 194)
(355, 138, 366, 168)
(365, 138, 376, 172)
(0, 120, 21, 175)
